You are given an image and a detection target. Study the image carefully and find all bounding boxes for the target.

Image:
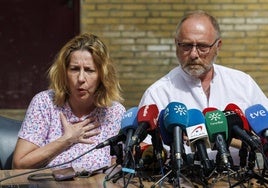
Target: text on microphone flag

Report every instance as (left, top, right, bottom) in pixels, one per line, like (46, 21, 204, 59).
(186, 124, 208, 140)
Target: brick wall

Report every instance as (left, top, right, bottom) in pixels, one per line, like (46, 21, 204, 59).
(82, 0, 268, 109)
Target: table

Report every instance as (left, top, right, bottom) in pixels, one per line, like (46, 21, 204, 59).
(0, 169, 267, 188)
(0, 169, 115, 188)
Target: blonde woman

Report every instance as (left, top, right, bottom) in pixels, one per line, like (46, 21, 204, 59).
(13, 33, 125, 172)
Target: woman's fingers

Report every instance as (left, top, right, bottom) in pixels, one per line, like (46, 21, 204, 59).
(60, 113, 101, 144)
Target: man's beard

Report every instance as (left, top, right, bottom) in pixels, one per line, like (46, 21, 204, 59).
(181, 58, 216, 78)
(183, 63, 210, 77)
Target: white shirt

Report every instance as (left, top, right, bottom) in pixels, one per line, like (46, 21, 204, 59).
(139, 64, 268, 112)
(139, 64, 268, 165)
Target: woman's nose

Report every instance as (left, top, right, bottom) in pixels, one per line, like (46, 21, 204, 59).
(78, 70, 86, 82)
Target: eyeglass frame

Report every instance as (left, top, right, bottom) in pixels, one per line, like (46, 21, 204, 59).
(176, 38, 220, 54)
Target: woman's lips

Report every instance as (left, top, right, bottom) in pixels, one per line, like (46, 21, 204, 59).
(77, 88, 87, 94)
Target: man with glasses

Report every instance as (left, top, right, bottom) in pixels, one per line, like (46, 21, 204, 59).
(138, 10, 268, 172)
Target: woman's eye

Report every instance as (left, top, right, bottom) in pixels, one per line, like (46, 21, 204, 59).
(68, 66, 95, 73)
(85, 68, 95, 73)
(69, 67, 79, 71)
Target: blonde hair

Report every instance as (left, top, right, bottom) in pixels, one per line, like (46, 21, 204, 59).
(48, 33, 123, 107)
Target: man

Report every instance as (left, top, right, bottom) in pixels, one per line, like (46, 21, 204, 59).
(139, 10, 268, 166)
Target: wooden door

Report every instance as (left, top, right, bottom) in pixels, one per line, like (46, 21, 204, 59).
(0, 0, 80, 108)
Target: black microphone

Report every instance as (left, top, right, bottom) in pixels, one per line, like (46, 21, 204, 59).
(148, 112, 166, 175)
(224, 103, 252, 168)
(95, 132, 126, 149)
(186, 108, 213, 176)
(150, 126, 165, 161)
(223, 110, 260, 150)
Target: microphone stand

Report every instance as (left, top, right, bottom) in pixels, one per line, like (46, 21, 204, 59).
(134, 145, 146, 188)
(210, 148, 240, 188)
(106, 144, 134, 186)
(119, 145, 144, 188)
(171, 126, 184, 188)
(191, 153, 210, 187)
(262, 142, 268, 179)
(231, 146, 268, 188)
(150, 169, 172, 188)
(109, 144, 153, 188)
(154, 144, 195, 188)
(104, 143, 124, 182)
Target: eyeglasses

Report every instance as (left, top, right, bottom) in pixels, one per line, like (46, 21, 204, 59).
(177, 38, 219, 54)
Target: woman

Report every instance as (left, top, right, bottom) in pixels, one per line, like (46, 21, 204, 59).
(12, 33, 126, 172)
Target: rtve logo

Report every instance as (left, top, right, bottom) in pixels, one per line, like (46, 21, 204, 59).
(248, 109, 267, 119)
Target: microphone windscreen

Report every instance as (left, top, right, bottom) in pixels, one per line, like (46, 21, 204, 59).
(121, 107, 138, 135)
(158, 109, 173, 145)
(163, 102, 188, 132)
(188, 108, 205, 126)
(223, 110, 245, 145)
(186, 108, 210, 151)
(137, 104, 159, 130)
(223, 110, 243, 129)
(205, 110, 228, 143)
(225, 103, 250, 132)
(202, 107, 218, 115)
(245, 104, 268, 136)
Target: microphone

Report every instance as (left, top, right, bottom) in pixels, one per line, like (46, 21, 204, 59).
(245, 104, 268, 170)
(204, 109, 231, 167)
(186, 108, 213, 175)
(122, 104, 158, 175)
(96, 107, 138, 150)
(202, 107, 218, 115)
(130, 104, 159, 148)
(137, 105, 166, 173)
(163, 102, 188, 172)
(245, 104, 268, 162)
(96, 107, 139, 150)
(149, 119, 165, 171)
(225, 103, 251, 132)
(245, 104, 268, 139)
(95, 131, 126, 149)
(223, 110, 259, 150)
(158, 109, 173, 146)
(120, 107, 139, 153)
(134, 108, 166, 175)
(224, 103, 255, 168)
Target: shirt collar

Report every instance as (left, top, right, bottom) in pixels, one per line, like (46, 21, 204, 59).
(62, 102, 95, 123)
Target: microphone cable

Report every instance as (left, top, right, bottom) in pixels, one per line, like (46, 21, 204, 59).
(0, 145, 98, 183)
